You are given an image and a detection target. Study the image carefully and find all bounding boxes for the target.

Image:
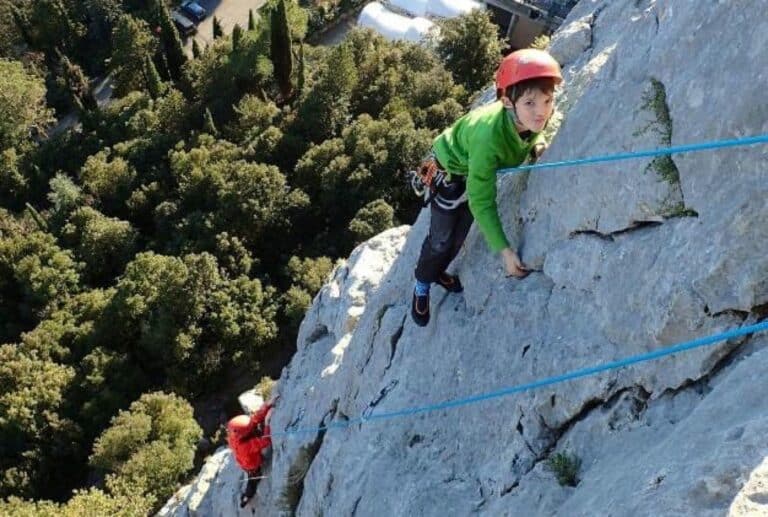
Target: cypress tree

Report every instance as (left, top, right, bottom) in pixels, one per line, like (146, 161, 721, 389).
(11, 5, 34, 47)
(154, 0, 187, 81)
(212, 16, 223, 39)
(58, 50, 98, 111)
(192, 38, 202, 58)
(270, 0, 293, 99)
(248, 9, 256, 31)
(144, 54, 165, 99)
(296, 41, 305, 98)
(232, 24, 243, 50)
(203, 107, 218, 135)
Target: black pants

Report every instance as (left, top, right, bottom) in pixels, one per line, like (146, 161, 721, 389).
(414, 178, 473, 283)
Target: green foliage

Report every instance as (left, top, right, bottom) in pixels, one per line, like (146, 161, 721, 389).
(192, 38, 201, 59)
(282, 256, 333, 327)
(61, 207, 138, 285)
(349, 199, 395, 244)
(434, 10, 502, 93)
(0, 59, 53, 153)
(232, 23, 244, 50)
(57, 52, 97, 113)
(110, 15, 157, 97)
(90, 391, 202, 509)
(144, 54, 165, 99)
(1, 148, 29, 209)
(47, 173, 84, 225)
(78, 150, 136, 215)
(285, 256, 334, 294)
(545, 451, 582, 487)
(0, 342, 79, 499)
(297, 43, 357, 143)
(530, 34, 551, 50)
(248, 8, 257, 31)
(636, 78, 672, 144)
(271, 0, 293, 99)
(152, 0, 187, 82)
(0, 228, 81, 341)
(254, 376, 275, 401)
(96, 252, 279, 395)
(635, 79, 679, 184)
(0, 488, 153, 516)
(162, 135, 308, 257)
(212, 16, 223, 39)
(663, 202, 698, 218)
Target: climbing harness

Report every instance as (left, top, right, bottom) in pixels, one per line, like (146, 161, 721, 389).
(409, 156, 468, 210)
(409, 156, 445, 205)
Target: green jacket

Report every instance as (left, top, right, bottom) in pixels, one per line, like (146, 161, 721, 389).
(432, 101, 543, 253)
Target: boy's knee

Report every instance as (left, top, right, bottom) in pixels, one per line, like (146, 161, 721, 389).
(429, 235, 452, 255)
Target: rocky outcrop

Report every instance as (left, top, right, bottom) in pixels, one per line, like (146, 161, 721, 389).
(162, 1, 768, 515)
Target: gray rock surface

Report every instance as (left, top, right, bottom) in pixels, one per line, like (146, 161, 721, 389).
(161, 1, 768, 515)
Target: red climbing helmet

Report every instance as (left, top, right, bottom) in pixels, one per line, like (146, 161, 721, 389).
(227, 415, 250, 436)
(495, 48, 563, 92)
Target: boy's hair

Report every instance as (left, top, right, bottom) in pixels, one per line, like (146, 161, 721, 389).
(497, 77, 558, 102)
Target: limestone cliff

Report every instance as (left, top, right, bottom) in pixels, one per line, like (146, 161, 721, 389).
(161, 1, 768, 515)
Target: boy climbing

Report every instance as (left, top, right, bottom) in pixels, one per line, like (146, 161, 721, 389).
(227, 397, 277, 507)
(411, 48, 563, 326)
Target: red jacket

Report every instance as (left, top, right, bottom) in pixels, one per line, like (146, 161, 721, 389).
(228, 403, 272, 471)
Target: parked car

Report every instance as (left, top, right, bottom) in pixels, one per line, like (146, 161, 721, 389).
(171, 10, 197, 36)
(180, 0, 208, 22)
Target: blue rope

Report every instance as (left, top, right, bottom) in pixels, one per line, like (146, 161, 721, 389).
(270, 320, 768, 438)
(497, 133, 768, 175)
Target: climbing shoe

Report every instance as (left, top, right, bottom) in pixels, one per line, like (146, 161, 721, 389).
(240, 477, 258, 507)
(411, 290, 430, 327)
(436, 272, 463, 293)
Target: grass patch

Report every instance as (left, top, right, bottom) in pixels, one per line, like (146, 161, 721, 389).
(635, 78, 682, 185)
(664, 202, 698, 218)
(255, 376, 276, 401)
(545, 451, 582, 487)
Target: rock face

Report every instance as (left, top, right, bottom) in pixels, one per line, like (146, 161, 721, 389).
(161, 1, 768, 516)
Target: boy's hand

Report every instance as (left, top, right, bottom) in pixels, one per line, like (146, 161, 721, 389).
(501, 248, 530, 278)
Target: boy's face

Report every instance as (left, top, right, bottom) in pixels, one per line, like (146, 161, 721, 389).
(508, 88, 555, 133)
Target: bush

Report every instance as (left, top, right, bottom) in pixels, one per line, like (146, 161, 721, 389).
(89, 391, 202, 509)
(348, 199, 394, 245)
(545, 451, 581, 487)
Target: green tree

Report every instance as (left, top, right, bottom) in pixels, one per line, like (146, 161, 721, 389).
(0, 59, 53, 152)
(110, 15, 157, 97)
(282, 255, 333, 328)
(192, 37, 201, 58)
(203, 107, 218, 135)
(0, 343, 79, 499)
(58, 51, 98, 112)
(297, 43, 357, 142)
(270, 0, 293, 99)
(248, 8, 257, 31)
(144, 54, 165, 99)
(232, 23, 243, 50)
(0, 229, 81, 341)
(95, 251, 279, 395)
(89, 392, 202, 509)
(212, 16, 223, 39)
(435, 10, 502, 93)
(348, 198, 395, 244)
(78, 150, 136, 215)
(61, 207, 138, 286)
(152, 0, 187, 81)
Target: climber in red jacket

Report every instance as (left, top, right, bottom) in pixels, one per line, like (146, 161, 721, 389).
(227, 397, 277, 507)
